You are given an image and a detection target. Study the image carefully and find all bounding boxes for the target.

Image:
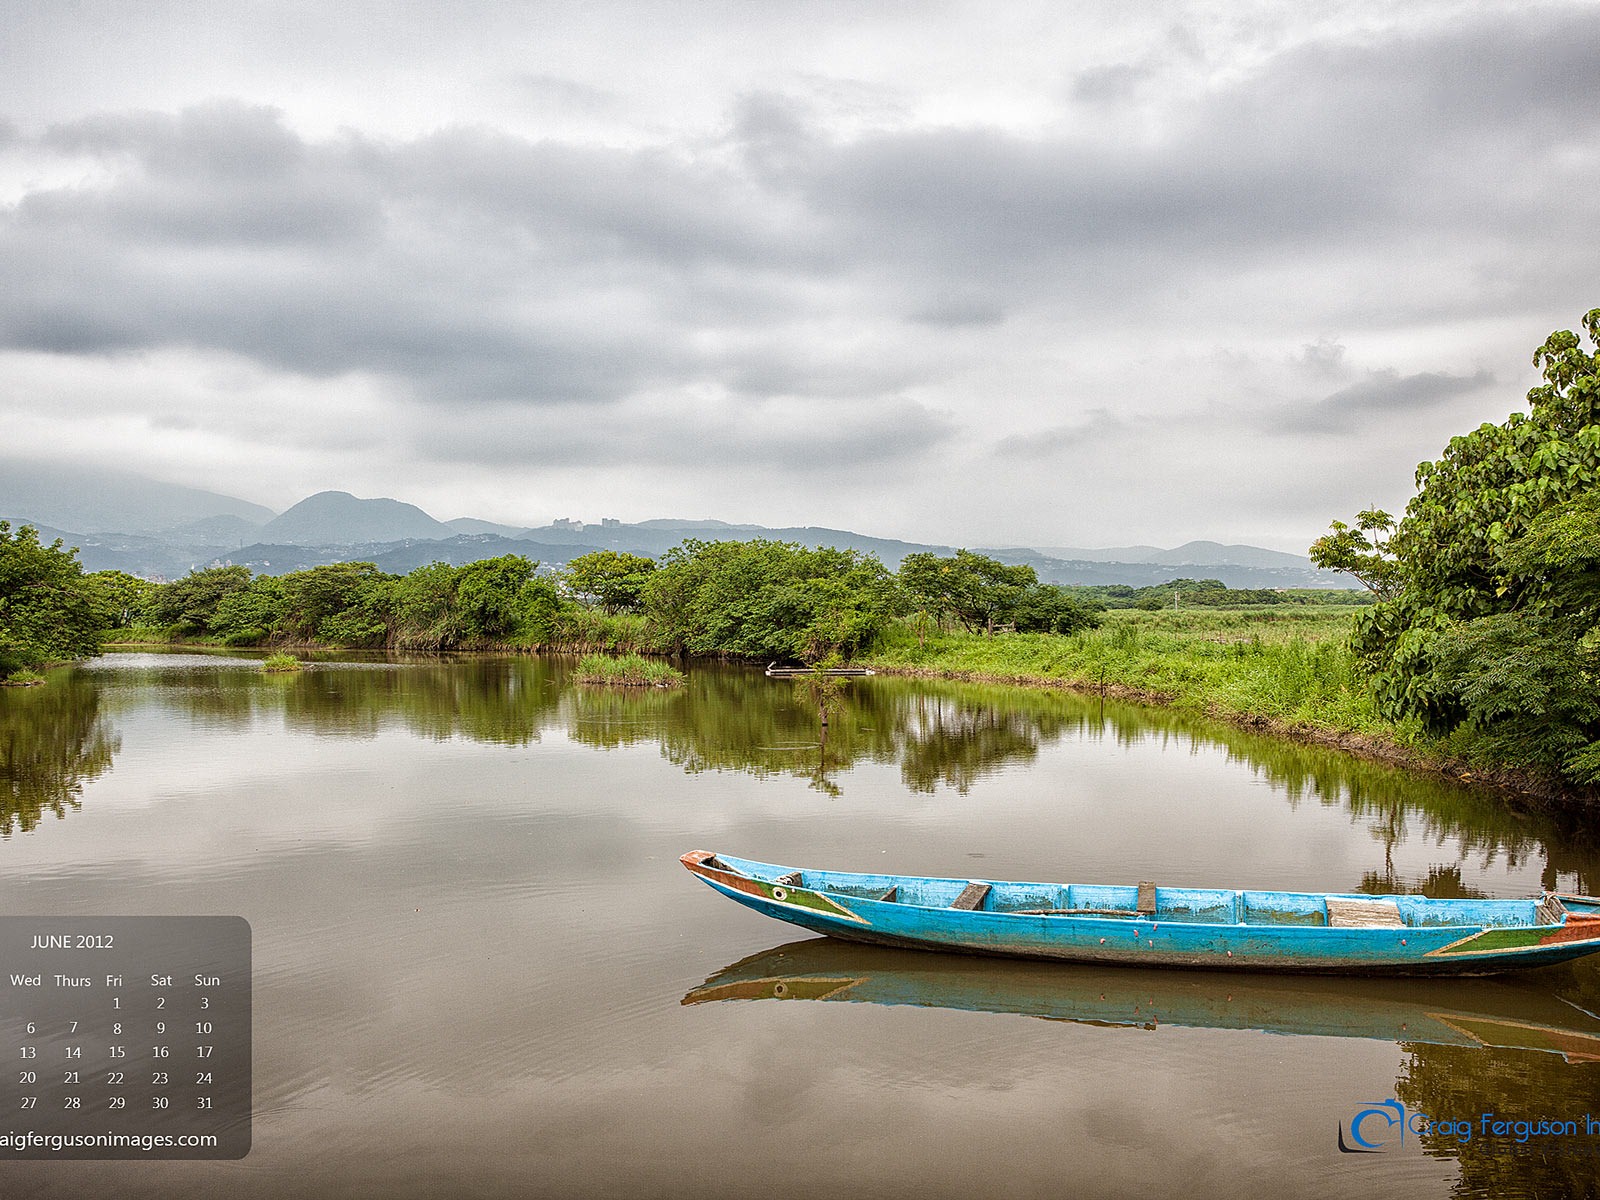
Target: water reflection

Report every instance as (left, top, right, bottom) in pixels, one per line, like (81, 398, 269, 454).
(0, 671, 117, 837)
(17, 651, 1600, 893)
(1400, 1040, 1600, 1198)
(684, 938, 1600, 1063)
(10, 650, 1600, 1197)
(687, 938, 1600, 1198)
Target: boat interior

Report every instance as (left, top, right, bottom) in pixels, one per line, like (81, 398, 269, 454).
(752, 864, 1559, 930)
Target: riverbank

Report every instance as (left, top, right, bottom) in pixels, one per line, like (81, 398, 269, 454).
(860, 608, 1593, 812)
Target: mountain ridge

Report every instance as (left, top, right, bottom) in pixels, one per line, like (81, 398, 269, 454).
(0, 462, 1349, 588)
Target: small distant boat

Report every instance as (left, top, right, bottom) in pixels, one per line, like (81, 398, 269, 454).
(764, 663, 876, 678)
(683, 939, 1600, 1062)
(681, 851, 1600, 975)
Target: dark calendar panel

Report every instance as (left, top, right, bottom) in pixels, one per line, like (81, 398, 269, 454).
(0, 917, 251, 1159)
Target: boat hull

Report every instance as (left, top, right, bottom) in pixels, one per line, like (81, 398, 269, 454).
(681, 851, 1600, 976)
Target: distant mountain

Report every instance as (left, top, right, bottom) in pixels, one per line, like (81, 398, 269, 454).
(162, 514, 267, 547)
(1033, 545, 1164, 563)
(365, 536, 606, 574)
(0, 458, 274, 536)
(507, 520, 954, 566)
(1034, 541, 1311, 569)
(260, 491, 453, 545)
(633, 518, 744, 530)
(987, 549, 1344, 590)
(0, 461, 1356, 588)
(445, 517, 528, 538)
(1143, 541, 1313, 569)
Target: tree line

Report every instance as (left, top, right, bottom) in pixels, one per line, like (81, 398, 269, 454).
(0, 536, 1103, 677)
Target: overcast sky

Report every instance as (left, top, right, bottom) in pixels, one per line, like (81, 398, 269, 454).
(3, 1, 1597, 551)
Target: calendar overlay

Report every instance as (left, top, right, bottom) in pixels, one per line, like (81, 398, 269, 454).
(2, 917, 251, 1160)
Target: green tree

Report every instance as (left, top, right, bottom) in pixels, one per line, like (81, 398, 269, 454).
(1009, 583, 1101, 634)
(391, 561, 462, 649)
(210, 575, 287, 645)
(1307, 509, 1402, 599)
(0, 523, 109, 677)
(278, 563, 393, 646)
(562, 551, 656, 612)
(452, 555, 563, 643)
(897, 550, 1043, 634)
(146, 565, 253, 635)
(1313, 309, 1600, 786)
(84, 570, 157, 628)
(643, 539, 901, 662)
(896, 552, 948, 645)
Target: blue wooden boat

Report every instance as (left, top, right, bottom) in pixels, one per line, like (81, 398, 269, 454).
(681, 851, 1600, 975)
(683, 939, 1600, 1061)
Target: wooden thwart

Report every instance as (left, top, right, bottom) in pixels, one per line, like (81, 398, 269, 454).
(951, 882, 991, 911)
(1326, 897, 1405, 928)
(1137, 881, 1158, 916)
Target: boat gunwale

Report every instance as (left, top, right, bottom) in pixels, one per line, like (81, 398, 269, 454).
(688, 851, 1572, 936)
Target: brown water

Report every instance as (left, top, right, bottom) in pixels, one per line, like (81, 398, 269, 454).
(3, 650, 1599, 1198)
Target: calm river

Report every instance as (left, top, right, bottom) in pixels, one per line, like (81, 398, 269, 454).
(3, 650, 1598, 1198)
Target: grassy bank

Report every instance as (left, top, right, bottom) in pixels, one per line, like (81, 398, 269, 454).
(865, 606, 1402, 738)
(863, 608, 1600, 806)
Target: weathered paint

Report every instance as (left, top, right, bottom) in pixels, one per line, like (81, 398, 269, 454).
(680, 851, 1600, 976)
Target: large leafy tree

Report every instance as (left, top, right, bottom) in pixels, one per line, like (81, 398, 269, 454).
(84, 570, 158, 628)
(210, 575, 288, 645)
(452, 555, 563, 642)
(0, 523, 110, 677)
(146, 565, 253, 635)
(561, 551, 656, 612)
(278, 562, 394, 646)
(643, 539, 902, 662)
(1311, 309, 1600, 785)
(898, 550, 1098, 635)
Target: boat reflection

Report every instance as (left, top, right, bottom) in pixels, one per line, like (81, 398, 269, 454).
(684, 938, 1600, 1062)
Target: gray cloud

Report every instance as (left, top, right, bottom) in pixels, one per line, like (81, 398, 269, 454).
(1276, 369, 1496, 434)
(413, 397, 955, 471)
(512, 74, 624, 117)
(993, 410, 1125, 459)
(2, 2, 1599, 548)
(9, 7, 1600, 390)
(1071, 62, 1157, 105)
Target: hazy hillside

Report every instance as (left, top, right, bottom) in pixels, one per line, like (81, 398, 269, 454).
(261, 491, 453, 545)
(0, 462, 1354, 588)
(0, 458, 274, 535)
(1034, 541, 1312, 568)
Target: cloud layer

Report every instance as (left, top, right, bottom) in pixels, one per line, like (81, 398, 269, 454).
(3, 2, 1598, 547)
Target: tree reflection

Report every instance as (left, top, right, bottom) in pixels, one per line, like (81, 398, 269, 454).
(279, 658, 563, 746)
(0, 673, 117, 836)
(1397, 1030, 1600, 1197)
(56, 653, 1600, 896)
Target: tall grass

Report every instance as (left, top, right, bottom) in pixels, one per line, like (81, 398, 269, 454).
(864, 606, 1396, 737)
(572, 652, 684, 687)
